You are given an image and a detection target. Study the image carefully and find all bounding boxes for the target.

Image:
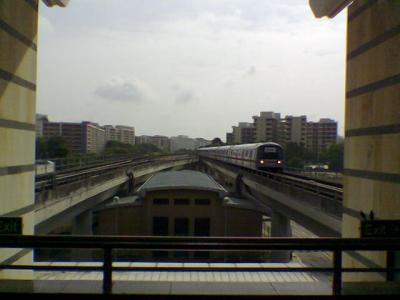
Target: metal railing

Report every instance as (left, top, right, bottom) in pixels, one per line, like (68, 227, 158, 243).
(201, 156, 343, 203)
(1, 235, 399, 295)
(284, 166, 343, 187)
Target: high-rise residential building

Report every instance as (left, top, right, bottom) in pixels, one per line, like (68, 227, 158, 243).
(104, 125, 117, 142)
(36, 114, 48, 137)
(282, 115, 307, 145)
(84, 122, 106, 154)
(252, 111, 281, 143)
(232, 122, 256, 144)
(170, 135, 197, 152)
(104, 125, 135, 145)
(226, 133, 233, 145)
(115, 125, 135, 145)
(135, 135, 151, 145)
(42, 121, 105, 155)
(306, 118, 337, 158)
(42, 121, 84, 154)
(149, 135, 171, 152)
(195, 138, 210, 148)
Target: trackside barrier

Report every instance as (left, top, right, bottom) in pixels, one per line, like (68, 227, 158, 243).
(1, 235, 399, 295)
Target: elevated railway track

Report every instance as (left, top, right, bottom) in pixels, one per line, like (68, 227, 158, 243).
(35, 155, 194, 192)
(201, 157, 343, 236)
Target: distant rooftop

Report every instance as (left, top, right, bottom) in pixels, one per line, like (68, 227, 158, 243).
(137, 170, 227, 197)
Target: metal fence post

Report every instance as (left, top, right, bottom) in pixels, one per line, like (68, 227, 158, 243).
(386, 250, 395, 281)
(103, 247, 113, 294)
(333, 250, 342, 296)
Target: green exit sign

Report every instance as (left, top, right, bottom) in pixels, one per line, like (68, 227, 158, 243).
(0, 217, 22, 235)
(361, 220, 400, 238)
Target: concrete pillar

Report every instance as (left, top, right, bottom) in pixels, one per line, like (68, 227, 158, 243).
(343, 1, 400, 282)
(71, 210, 93, 261)
(270, 210, 292, 263)
(72, 210, 93, 235)
(0, 0, 39, 279)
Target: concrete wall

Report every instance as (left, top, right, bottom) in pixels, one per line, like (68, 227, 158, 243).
(94, 189, 263, 261)
(343, 0, 400, 281)
(0, 0, 39, 279)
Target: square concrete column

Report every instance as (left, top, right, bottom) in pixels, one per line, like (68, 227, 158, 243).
(0, 0, 38, 280)
(270, 210, 292, 263)
(342, 0, 400, 282)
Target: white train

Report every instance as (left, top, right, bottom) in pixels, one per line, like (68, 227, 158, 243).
(198, 142, 284, 172)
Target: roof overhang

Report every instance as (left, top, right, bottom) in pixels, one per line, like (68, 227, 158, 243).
(42, 0, 70, 7)
(309, 0, 353, 18)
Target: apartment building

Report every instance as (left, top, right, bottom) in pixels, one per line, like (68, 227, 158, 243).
(282, 115, 307, 145)
(84, 122, 106, 154)
(42, 121, 105, 154)
(306, 118, 337, 158)
(149, 135, 171, 152)
(226, 133, 234, 145)
(170, 135, 197, 152)
(35, 114, 48, 137)
(232, 122, 256, 144)
(104, 125, 135, 145)
(252, 112, 281, 143)
(226, 112, 338, 156)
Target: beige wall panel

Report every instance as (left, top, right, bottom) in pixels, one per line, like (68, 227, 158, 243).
(342, 214, 387, 282)
(342, 213, 361, 238)
(0, 172, 34, 215)
(345, 85, 400, 130)
(0, 128, 35, 166)
(348, 1, 400, 52)
(343, 253, 385, 282)
(347, 35, 400, 91)
(0, 30, 37, 84)
(0, 249, 33, 280)
(0, 79, 36, 124)
(343, 175, 373, 212)
(345, 134, 400, 174)
(0, 1, 38, 41)
(22, 211, 34, 235)
(343, 176, 400, 219)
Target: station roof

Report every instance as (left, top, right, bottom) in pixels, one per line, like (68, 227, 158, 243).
(137, 170, 227, 198)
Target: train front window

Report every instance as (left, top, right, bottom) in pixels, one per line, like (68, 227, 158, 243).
(259, 147, 282, 160)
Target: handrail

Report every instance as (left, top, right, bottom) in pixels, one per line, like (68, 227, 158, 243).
(1, 235, 400, 295)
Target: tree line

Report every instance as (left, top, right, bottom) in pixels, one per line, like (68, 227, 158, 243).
(35, 137, 165, 159)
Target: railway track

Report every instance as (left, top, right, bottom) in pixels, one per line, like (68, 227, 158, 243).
(35, 155, 193, 191)
(200, 156, 343, 203)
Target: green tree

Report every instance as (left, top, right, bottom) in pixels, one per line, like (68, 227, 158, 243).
(210, 137, 224, 147)
(35, 137, 48, 159)
(35, 136, 69, 159)
(47, 136, 69, 158)
(284, 142, 318, 168)
(287, 157, 304, 169)
(321, 143, 344, 172)
(103, 141, 162, 156)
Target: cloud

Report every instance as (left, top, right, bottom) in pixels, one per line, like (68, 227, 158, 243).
(175, 90, 198, 104)
(245, 66, 256, 76)
(94, 78, 148, 103)
(39, 15, 54, 33)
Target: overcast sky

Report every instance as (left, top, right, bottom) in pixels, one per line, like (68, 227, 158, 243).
(37, 0, 346, 140)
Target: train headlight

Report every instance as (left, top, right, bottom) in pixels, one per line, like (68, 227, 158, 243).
(260, 160, 264, 164)
(277, 160, 282, 164)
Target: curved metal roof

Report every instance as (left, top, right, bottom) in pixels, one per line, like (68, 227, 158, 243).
(137, 170, 227, 198)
